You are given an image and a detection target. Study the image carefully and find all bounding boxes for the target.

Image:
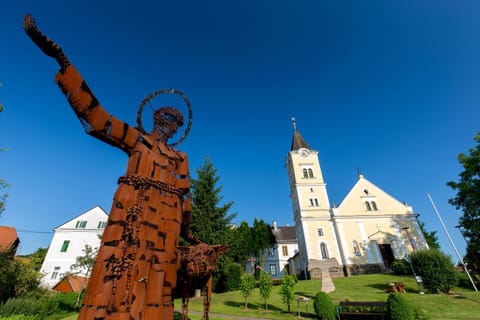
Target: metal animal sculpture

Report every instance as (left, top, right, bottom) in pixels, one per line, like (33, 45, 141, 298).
(24, 14, 199, 320)
(176, 243, 227, 320)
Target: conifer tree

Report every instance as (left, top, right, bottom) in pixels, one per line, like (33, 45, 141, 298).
(190, 157, 236, 244)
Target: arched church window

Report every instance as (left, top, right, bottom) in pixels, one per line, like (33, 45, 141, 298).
(309, 199, 314, 206)
(314, 198, 319, 206)
(320, 242, 329, 259)
(308, 168, 314, 178)
(303, 169, 308, 178)
(365, 202, 372, 211)
(371, 201, 378, 211)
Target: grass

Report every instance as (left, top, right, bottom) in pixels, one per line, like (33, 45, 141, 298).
(61, 274, 480, 320)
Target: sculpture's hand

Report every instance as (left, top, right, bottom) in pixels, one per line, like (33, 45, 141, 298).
(23, 14, 71, 71)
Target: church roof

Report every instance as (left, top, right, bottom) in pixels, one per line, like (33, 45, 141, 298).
(290, 118, 310, 150)
(337, 174, 410, 214)
(291, 129, 310, 151)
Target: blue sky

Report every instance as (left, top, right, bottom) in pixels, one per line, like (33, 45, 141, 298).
(1, 1, 479, 260)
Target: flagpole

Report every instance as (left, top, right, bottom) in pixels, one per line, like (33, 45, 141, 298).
(427, 193, 478, 292)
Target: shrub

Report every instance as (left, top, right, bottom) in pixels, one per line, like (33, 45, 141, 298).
(391, 259, 411, 275)
(455, 271, 479, 290)
(387, 293, 414, 320)
(224, 263, 242, 291)
(0, 315, 38, 320)
(0, 297, 47, 318)
(409, 249, 456, 293)
(414, 307, 431, 320)
(0, 292, 79, 318)
(51, 292, 80, 313)
(313, 291, 336, 320)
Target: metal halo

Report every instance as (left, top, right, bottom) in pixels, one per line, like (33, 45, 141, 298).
(136, 88, 192, 147)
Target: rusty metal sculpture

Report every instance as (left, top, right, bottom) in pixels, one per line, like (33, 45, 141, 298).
(23, 14, 206, 319)
(177, 243, 227, 320)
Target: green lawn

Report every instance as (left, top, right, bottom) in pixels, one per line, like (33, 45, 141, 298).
(62, 274, 480, 320)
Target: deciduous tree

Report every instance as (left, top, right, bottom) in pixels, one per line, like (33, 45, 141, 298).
(0, 250, 41, 303)
(257, 270, 273, 311)
(279, 274, 296, 313)
(225, 221, 253, 268)
(448, 132, 480, 262)
(239, 273, 255, 309)
(252, 219, 276, 266)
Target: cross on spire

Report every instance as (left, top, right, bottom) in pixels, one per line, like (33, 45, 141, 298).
(291, 117, 297, 130)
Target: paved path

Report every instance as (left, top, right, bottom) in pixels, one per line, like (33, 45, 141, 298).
(176, 309, 274, 319)
(320, 265, 336, 293)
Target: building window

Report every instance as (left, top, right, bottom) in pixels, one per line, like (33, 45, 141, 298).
(75, 220, 87, 228)
(371, 201, 378, 211)
(282, 246, 288, 256)
(317, 228, 324, 236)
(365, 202, 372, 211)
(97, 221, 107, 229)
(268, 248, 275, 257)
(303, 169, 308, 178)
(352, 241, 362, 256)
(314, 198, 319, 206)
(310, 188, 314, 192)
(309, 199, 314, 206)
(269, 264, 277, 277)
(308, 168, 314, 178)
(51, 266, 61, 280)
(60, 240, 70, 252)
(320, 243, 329, 259)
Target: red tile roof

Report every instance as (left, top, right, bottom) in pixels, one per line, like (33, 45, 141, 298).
(0, 226, 19, 252)
(52, 275, 89, 293)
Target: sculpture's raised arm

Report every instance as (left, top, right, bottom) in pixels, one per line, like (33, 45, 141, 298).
(23, 14, 139, 152)
(23, 14, 70, 72)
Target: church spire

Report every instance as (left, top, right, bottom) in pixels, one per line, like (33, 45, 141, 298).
(290, 117, 310, 151)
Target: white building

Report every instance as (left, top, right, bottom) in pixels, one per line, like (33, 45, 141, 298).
(40, 206, 108, 288)
(286, 121, 428, 279)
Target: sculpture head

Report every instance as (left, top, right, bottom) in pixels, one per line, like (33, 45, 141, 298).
(152, 107, 184, 142)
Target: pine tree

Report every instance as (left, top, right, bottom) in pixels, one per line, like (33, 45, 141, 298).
(190, 157, 236, 244)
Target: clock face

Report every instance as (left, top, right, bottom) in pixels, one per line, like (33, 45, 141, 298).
(299, 148, 309, 157)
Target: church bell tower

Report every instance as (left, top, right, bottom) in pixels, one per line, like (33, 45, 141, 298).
(285, 118, 337, 278)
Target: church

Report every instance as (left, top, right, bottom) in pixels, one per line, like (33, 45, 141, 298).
(285, 120, 428, 279)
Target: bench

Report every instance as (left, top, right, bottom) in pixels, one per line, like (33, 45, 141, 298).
(336, 301, 389, 320)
